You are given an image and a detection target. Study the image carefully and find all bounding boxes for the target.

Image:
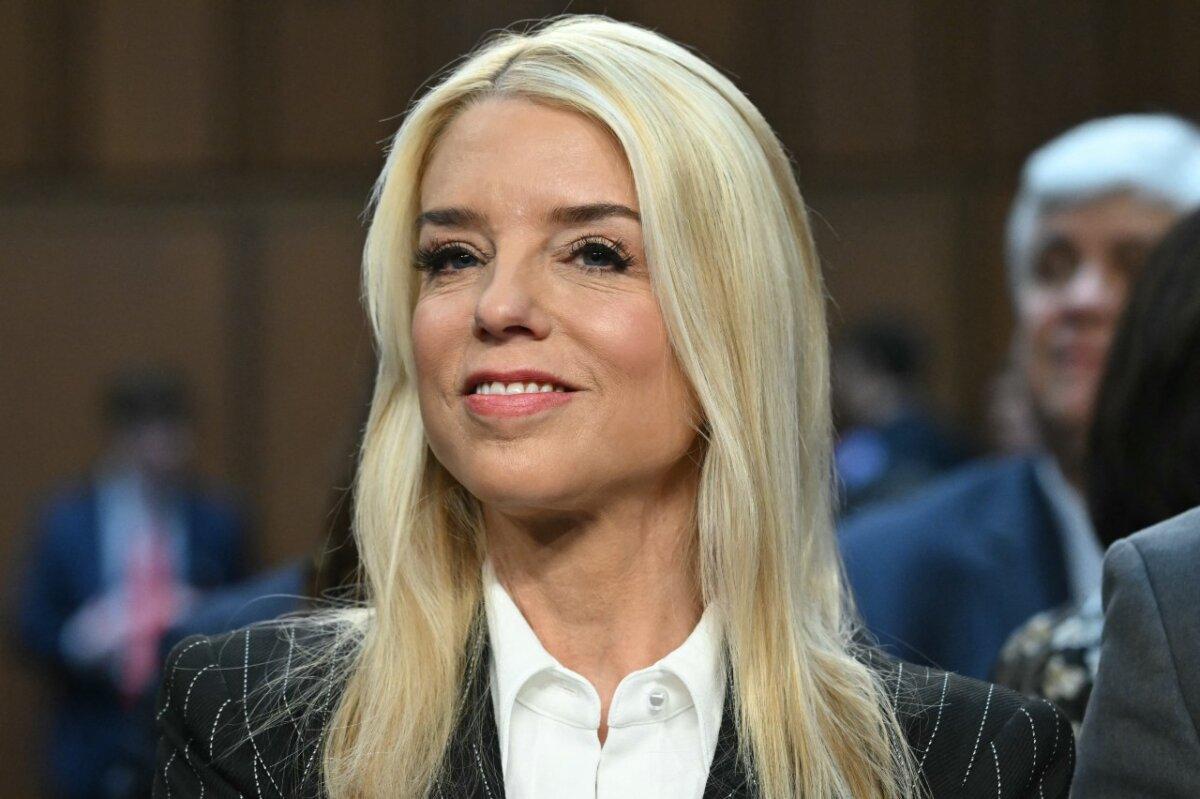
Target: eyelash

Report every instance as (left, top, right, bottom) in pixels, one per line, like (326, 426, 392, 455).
(413, 236, 634, 275)
(414, 240, 480, 274)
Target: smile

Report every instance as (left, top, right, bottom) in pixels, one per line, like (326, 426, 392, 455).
(463, 386, 575, 418)
(472, 381, 567, 395)
(460, 370, 579, 418)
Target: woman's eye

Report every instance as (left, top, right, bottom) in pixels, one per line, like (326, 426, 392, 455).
(572, 241, 630, 271)
(417, 245, 480, 274)
(1033, 243, 1078, 287)
(446, 249, 479, 269)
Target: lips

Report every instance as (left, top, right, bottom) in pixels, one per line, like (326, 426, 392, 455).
(461, 369, 577, 395)
(460, 369, 578, 418)
(1053, 341, 1106, 372)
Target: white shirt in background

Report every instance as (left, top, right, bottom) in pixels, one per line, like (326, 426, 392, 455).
(483, 561, 726, 798)
(1034, 456, 1104, 604)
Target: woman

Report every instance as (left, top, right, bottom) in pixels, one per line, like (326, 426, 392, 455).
(994, 207, 1200, 730)
(154, 17, 1071, 798)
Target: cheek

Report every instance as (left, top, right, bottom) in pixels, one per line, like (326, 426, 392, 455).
(411, 296, 477, 465)
(411, 296, 467, 391)
(585, 294, 695, 429)
(1019, 293, 1057, 362)
(594, 297, 671, 383)
(1019, 290, 1053, 333)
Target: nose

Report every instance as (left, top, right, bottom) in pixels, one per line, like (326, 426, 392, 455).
(472, 255, 551, 342)
(1061, 258, 1124, 318)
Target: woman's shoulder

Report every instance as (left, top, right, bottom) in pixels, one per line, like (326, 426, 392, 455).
(154, 623, 346, 799)
(874, 658, 1075, 797)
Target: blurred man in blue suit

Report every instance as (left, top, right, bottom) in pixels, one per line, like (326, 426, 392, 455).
(13, 368, 248, 799)
(839, 115, 1200, 679)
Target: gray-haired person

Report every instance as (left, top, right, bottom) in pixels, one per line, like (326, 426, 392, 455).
(839, 114, 1200, 680)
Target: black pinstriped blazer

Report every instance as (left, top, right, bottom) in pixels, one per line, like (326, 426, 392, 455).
(153, 625, 1073, 798)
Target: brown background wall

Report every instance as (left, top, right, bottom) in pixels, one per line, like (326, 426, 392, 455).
(2, 2, 1198, 795)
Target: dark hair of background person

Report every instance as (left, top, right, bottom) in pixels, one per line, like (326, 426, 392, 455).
(1087, 207, 1200, 549)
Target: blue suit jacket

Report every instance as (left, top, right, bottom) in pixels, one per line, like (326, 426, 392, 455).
(13, 480, 248, 799)
(838, 456, 1070, 680)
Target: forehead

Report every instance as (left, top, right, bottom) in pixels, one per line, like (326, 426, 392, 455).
(1035, 193, 1179, 246)
(419, 96, 636, 216)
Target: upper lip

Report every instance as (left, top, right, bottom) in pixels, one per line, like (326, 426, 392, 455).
(461, 369, 578, 394)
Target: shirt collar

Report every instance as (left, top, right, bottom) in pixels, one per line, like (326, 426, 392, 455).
(482, 559, 726, 767)
(1034, 455, 1104, 603)
(648, 595, 727, 760)
(483, 559, 562, 762)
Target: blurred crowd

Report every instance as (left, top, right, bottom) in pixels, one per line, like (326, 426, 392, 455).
(839, 114, 1200, 727)
(8, 371, 360, 798)
(8, 111, 1200, 797)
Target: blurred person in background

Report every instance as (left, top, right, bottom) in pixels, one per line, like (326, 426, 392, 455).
(994, 207, 1200, 732)
(121, 452, 361, 797)
(840, 114, 1200, 679)
(11, 368, 248, 799)
(103, 400, 369, 799)
(157, 403, 367, 655)
(983, 338, 1042, 456)
(832, 318, 970, 516)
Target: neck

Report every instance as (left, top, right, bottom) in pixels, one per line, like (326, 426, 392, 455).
(485, 467, 703, 742)
(1037, 417, 1086, 493)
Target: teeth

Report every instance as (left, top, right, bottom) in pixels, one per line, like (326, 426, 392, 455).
(474, 381, 566, 395)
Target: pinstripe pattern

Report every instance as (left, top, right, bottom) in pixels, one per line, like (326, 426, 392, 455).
(154, 626, 1074, 798)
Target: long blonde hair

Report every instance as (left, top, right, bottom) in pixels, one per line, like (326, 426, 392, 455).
(317, 15, 917, 798)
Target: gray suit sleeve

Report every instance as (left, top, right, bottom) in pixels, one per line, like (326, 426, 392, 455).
(1073, 537, 1200, 798)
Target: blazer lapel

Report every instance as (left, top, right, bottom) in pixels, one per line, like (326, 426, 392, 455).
(702, 682, 757, 798)
(435, 642, 506, 799)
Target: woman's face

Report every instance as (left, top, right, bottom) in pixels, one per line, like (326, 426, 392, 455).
(412, 97, 698, 518)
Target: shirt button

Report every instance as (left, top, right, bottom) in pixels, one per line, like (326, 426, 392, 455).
(647, 687, 668, 713)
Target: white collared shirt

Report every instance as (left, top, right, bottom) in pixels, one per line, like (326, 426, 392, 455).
(483, 562, 726, 798)
(1034, 456, 1104, 604)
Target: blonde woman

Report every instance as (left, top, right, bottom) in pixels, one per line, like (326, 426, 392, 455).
(154, 17, 1072, 799)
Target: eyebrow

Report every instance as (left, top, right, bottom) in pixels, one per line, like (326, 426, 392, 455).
(417, 202, 640, 230)
(548, 203, 641, 226)
(417, 207, 487, 229)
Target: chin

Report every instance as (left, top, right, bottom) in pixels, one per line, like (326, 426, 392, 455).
(1039, 393, 1093, 441)
(454, 464, 593, 515)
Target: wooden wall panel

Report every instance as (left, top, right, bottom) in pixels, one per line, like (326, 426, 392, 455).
(799, 1, 921, 159)
(0, 1, 35, 168)
(608, 0, 746, 72)
(1100, 0, 1200, 115)
(1159, 2, 1200, 107)
(81, 0, 228, 169)
(242, 1, 395, 167)
(987, 2, 1108, 156)
(0, 206, 234, 525)
(812, 186, 963, 410)
(255, 203, 372, 565)
(914, 0, 993, 164)
(952, 185, 1020, 416)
